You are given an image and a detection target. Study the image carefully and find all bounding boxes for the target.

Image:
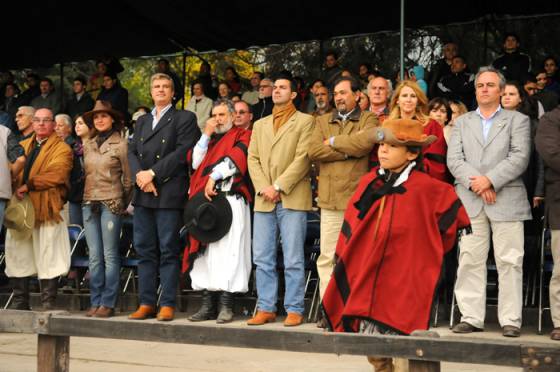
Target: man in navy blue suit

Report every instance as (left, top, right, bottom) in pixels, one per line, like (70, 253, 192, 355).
(128, 73, 200, 321)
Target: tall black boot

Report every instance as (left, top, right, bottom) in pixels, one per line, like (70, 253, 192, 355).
(7, 277, 31, 310)
(188, 290, 217, 321)
(40, 278, 59, 311)
(216, 292, 234, 324)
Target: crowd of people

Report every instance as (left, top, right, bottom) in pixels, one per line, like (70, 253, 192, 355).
(1, 32, 560, 371)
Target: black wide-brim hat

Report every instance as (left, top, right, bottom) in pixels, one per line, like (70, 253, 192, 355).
(183, 191, 232, 244)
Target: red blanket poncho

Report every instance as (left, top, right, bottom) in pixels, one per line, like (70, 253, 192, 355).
(181, 126, 252, 273)
(322, 167, 470, 335)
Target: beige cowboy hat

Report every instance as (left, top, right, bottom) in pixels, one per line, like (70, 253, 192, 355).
(3, 194, 35, 240)
(372, 118, 437, 147)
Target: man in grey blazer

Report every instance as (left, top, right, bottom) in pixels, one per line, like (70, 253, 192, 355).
(447, 66, 531, 337)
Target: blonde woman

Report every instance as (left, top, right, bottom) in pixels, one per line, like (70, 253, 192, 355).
(446, 100, 468, 143)
(388, 80, 448, 182)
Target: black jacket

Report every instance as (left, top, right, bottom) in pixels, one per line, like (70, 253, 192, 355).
(128, 107, 200, 209)
(492, 51, 531, 82)
(437, 72, 476, 109)
(65, 92, 95, 119)
(252, 96, 273, 121)
(97, 86, 129, 118)
(428, 58, 452, 98)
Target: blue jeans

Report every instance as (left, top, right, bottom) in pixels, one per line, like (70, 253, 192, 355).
(82, 203, 122, 308)
(0, 198, 6, 227)
(69, 202, 84, 227)
(253, 203, 307, 314)
(133, 206, 182, 307)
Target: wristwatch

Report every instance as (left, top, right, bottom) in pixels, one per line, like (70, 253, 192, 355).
(148, 169, 156, 178)
(273, 183, 281, 192)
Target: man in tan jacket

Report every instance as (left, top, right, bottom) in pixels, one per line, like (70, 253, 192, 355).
(5, 108, 73, 310)
(247, 76, 313, 327)
(308, 77, 379, 327)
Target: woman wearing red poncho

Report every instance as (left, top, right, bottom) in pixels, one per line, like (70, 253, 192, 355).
(322, 118, 471, 371)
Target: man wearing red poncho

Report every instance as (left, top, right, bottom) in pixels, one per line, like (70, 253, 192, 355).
(182, 99, 252, 324)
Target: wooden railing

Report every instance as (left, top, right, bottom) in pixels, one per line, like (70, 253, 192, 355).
(1, 309, 559, 372)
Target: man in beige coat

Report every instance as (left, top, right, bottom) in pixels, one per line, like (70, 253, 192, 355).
(308, 77, 379, 327)
(247, 76, 313, 327)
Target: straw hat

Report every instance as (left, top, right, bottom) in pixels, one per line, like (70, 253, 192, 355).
(3, 195, 35, 240)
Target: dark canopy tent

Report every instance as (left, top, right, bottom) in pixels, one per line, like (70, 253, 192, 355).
(2, 1, 559, 70)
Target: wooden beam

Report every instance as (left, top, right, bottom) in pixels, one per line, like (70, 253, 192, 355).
(409, 360, 440, 372)
(0, 310, 38, 333)
(2, 311, 559, 370)
(37, 335, 69, 372)
(42, 315, 559, 368)
(409, 330, 441, 372)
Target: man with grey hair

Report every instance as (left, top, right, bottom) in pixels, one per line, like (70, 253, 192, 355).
(251, 78, 273, 121)
(447, 66, 531, 338)
(128, 72, 200, 322)
(367, 76, 391, 122)
(312, 85, 332, 117)
(15, 106, 35, 141)
(184, 98, 253, 324)
(6, 108, 73, 311)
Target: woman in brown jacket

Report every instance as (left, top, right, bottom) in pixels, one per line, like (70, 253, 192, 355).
(81, 101, 132, 318)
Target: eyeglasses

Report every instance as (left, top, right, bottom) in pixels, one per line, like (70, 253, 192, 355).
(15, 114, 26, 118)
(32, 118, 53, 124)
(235, 110, 249, 114)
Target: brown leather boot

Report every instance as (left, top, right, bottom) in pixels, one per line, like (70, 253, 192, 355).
(129, 305, 156, 320)
(247, 311, 276, 325)
(157, 306, 175, 321)
(93, 306, 115, 318)
(85, 307, 99, 317)
(284, 312, 304, 327)
(367, 356, 394, 372)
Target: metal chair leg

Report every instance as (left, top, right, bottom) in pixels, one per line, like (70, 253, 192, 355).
(449, 292, 457, 329)
(3, 291, 14, 309)
(433, 293, 439, 328)
(538, 226, 546, 335)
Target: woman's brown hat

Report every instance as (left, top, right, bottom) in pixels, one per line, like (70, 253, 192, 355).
(82, 100, 125, 130)
(372, 118, 437, 147)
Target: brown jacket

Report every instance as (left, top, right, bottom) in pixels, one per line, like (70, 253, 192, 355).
(535, 106, 560, 229)
(248, 110, 313, 212)
(18, 133, 73, 225)
(308, 109, 379, 210)
(83, 131, 132, 204)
